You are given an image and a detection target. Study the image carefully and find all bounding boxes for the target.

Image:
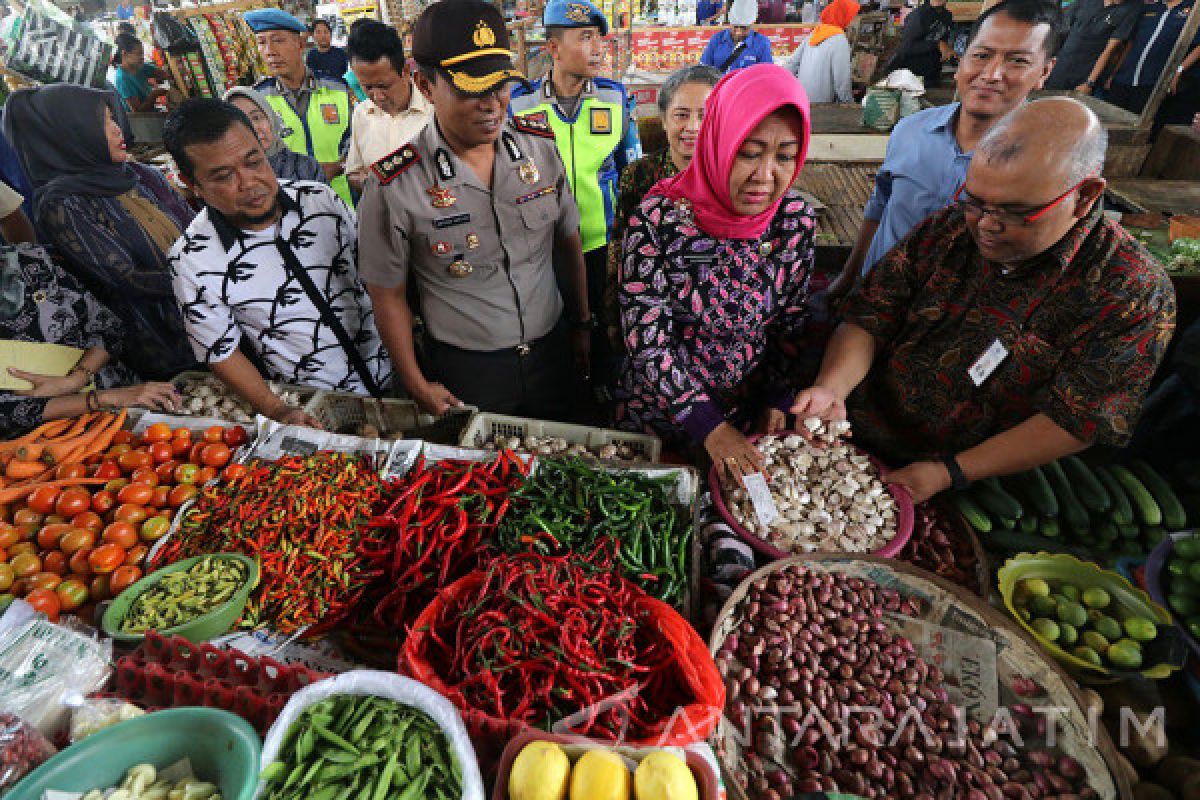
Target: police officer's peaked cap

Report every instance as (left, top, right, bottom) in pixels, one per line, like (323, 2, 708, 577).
(412, 0, 528, 96)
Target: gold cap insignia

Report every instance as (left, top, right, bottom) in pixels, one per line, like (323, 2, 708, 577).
(473, 21, 497, 47)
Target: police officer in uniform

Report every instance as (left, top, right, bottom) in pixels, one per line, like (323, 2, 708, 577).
(509, 0, 640, 408)
(358, 0, 592, 421)
(245, 8, 356, 206)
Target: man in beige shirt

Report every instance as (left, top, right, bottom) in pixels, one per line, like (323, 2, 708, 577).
(344, 19, 432, 191)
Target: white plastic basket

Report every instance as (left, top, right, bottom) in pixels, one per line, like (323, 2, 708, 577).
(458, 413, 662, 463)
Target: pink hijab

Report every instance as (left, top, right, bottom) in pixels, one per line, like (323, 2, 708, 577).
(648, 63, 811, 240)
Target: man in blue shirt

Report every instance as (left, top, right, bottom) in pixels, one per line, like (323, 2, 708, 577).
(828, 0, 1058, 299)
(700, 0, 775, 72)
(697, 0, 726, 24)
(1106, 0, 1200, 126)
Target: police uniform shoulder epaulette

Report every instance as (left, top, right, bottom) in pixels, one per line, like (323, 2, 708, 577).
(512, 113, 556, 139)
(371, 144, 420, 185)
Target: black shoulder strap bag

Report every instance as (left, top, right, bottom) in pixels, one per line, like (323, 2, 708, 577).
(720, 41, 748, 72)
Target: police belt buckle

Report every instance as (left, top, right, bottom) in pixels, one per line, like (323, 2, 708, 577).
(516, 343, 532, 357)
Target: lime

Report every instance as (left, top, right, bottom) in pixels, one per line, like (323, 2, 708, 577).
(1082, 630, 1111, 652)
(1020, 578, 1052, 598)
(1072, 645, 1103, 666)
(1093, 615, 1123, 643)
(1029, 595, 1058, 618)
(1107, 640, 1143, 670)
(1123, 616, 1158, 642)
(1175, 535, 1200, 560)
(1189, 561, 1200, 584)
(1082, 587, 1111, 609)
(1032, 617, 1061, 642)
(1170, 593, 1198, 617)
(1057, 601, 1088, 629)
(1059, 585, 1081, 603)
(1059, 622, 1079, 647)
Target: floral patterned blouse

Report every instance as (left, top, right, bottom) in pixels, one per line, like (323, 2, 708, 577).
(615, 190, 818, 447)
(0, 245, 136, 438)
(843, 205, 1177, 463)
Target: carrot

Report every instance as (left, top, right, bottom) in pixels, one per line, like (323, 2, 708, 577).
(14, 442, 45, 462)
(48, 411, 124, 466)
(0, 477, 107, 505)
(28, 418, 73, 440)
(6, 459, 48, 480)
(60, 412, 99, 440)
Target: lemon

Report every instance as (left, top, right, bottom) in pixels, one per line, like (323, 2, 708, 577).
(509, 741, 570, 800)
(633, 751, 698, 800)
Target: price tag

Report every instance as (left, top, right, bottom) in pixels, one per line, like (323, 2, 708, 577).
(742, 472, 780, 527)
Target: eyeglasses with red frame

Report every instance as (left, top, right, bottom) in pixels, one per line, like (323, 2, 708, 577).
(953, 176, 1094, 227)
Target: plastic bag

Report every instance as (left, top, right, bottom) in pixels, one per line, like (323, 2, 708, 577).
(0, 712, 56, 793)
(69, 698, 145, 743)
(0, 617, 112, 737)
(259, 670, 485, 800)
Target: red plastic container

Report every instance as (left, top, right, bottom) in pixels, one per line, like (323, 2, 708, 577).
(491, 730, 723, 800)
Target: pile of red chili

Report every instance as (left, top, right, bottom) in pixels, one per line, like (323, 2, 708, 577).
(151, 452, 386, 634)
(404, 547, 701, 740)
(362, 451, 526, 632)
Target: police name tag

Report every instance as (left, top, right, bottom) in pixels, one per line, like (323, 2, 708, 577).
(742, 472, 779, 527)
(968, 338, 1009, 386)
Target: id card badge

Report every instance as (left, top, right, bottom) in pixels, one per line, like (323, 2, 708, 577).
(968, 338, 1009, 386)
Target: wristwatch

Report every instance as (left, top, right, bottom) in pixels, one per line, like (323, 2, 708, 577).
(941, 454, 970, 491)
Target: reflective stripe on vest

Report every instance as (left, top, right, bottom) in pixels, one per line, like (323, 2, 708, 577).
(265, 88, 353, 206)
(514, 97, 623, 253)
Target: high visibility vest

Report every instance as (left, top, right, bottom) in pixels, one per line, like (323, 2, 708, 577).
(510, 80, 631, 254)
(265, 87, 352, 206)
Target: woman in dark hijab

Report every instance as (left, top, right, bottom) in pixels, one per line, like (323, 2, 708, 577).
(4, 84, 197, 380)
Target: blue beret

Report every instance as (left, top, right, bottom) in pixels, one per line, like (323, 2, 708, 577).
(543, 0, 608, 35)
(243, 8, 307, 33)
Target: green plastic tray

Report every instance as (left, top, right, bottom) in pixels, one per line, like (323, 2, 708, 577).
(5, 708, 261, 800)
(101, 553, 259, 644)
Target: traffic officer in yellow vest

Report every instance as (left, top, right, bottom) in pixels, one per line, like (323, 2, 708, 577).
(358, 0, 593, 421)
(509, 0, 640, 407)
(244, 8, 355, 206)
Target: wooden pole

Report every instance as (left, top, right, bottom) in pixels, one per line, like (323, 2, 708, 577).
(1136, 0, 1200, 129)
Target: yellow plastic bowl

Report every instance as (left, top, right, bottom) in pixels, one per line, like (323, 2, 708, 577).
(997, 551, 1179, 682)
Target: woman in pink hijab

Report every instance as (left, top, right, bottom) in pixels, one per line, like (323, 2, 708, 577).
(614, 64, 818, 481)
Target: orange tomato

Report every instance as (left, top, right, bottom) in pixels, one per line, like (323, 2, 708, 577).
(118, 450, 153, 473)
(43, 514, 66, 526)
(68, 547, 94, 576)
(93, 461, 122, 480)
(117, 483, 155, 506)
(155, 460, 180, 483)
(108, 565, 142, 595)
(36, 523, 70, 551)
(0, 562, 13, 591)
(130, 467, 160, 487)
(172, 427, 192, 441)
(197, 467, 217, 485)
(55, 488, 92, 518)
(200, 443, 232, 468)
(187, 442, 207, 464)
(7, 541, 36, 558)
(26, 571, 61, 592)
(56, 579, 88, 611)
(167, 483, 199, 507)
(104, 478, 129, 493)
(71, 511, 104, 533)
(111, 430, 136, 446)
(27, 485, 61, 515)
(42, 551, 68, 575)
(147, 442, 173, 464)
(24, 588, 60, 621)
(55, 462, 88, 480)
(88, 543, 125, 574)
(144, 422, 173, 443)
(10, 552, 42, 578)
(203, 425, 224, 443)
(140, 516, 170, 542)
(0, 524, 19, 550)
(114, 504, 149, 526)
(89, 572, 111, 601)
(170, 438, 191, 458)
(90, 490, 116, 515)
(12, 508, 43, 529)
(124, 544, 148, 567)
(151, 486, 171, 507)
(102, 521, 139, 550)
(221, 463, 249, 482)
(174, 463, 200, 485)
(59, 528, 96, 555)
(223, 426, 250, 448)
(107, 443, 132, 457)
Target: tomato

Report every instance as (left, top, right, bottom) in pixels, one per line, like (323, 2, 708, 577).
(202, 425, 224, 443)
(146, 441, 173, 464)
(12, 508, 43, 529)
(27, 485, 61, 515)
(42, 551, 67, 575)
(90, 490, 116, 515)
(109, 565, 142, 595)
(140, 516, 170, 542)
(55, 488, 92, 518)
(93, 461, 122, 480)
(24, 588, 60, 621)
(118, 450, 153, 473)
(197, 467, 217, 485)
(221, 463, 249, 482)
(6, 541, 36, 558)
(43, 514, 66, 526)
(107, 443, 132, 457)
(187, 442, 207, 464)
(144, 422, 173, 443)
(155, 460, 180, 483)
(56, 579, 88, 611)
(170, 437, 191, 457)
(167, 484, 199, 507)
(111, 430, 136, 446)
(124, 544, 148, 567)
(36, 523, 70, 551)
(89, 573, 111, 601)
(0, 563, 12, 591)
(114, 504, 149, 526)
(130, 467, 160, 487)
(54, 462, 88, 480)
(88, 543, 125, 574)
(26, 572, 61, 592)
(68, 547, 94, 576)
(59, 528, 96, 555)
(0, 525, 19, 550)
(200, 443, 232, 468)
(102, 521, 139, 550)
(223, 426, 250, 447)
(174, 463, 200, 484)
(104, 478, 129, 493)
(117, 483, 155, 506)
(151, 486, 171, 507)
(71, 511, 103, 533)
(10, 552, 42, 578)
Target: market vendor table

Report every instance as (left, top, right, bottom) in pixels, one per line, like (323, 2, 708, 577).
(1107, 180, 1200, 217)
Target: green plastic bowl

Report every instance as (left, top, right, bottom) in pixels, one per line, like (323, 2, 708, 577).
(998, 551, 1182, 682)
(101, 553, 259, 644)
(5, 708, 261, 800)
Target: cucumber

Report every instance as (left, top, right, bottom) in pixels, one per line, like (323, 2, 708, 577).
(1043, 460, 1090, 532)
(1017, 467, 1059, 519)
(951, 492, 992, 533)
(1061, 455, 1111, 514)
(1109, 464, 1162, 527)
(1130, 460, 1187, 530)
(1019, 513, 1039, 535)
(1094, 465, 1134, 527)
(1040, 518, 1061, 538)
(972, 477, 1024, 522)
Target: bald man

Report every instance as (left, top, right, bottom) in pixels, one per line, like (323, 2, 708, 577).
(787, 98, 1176, 504)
